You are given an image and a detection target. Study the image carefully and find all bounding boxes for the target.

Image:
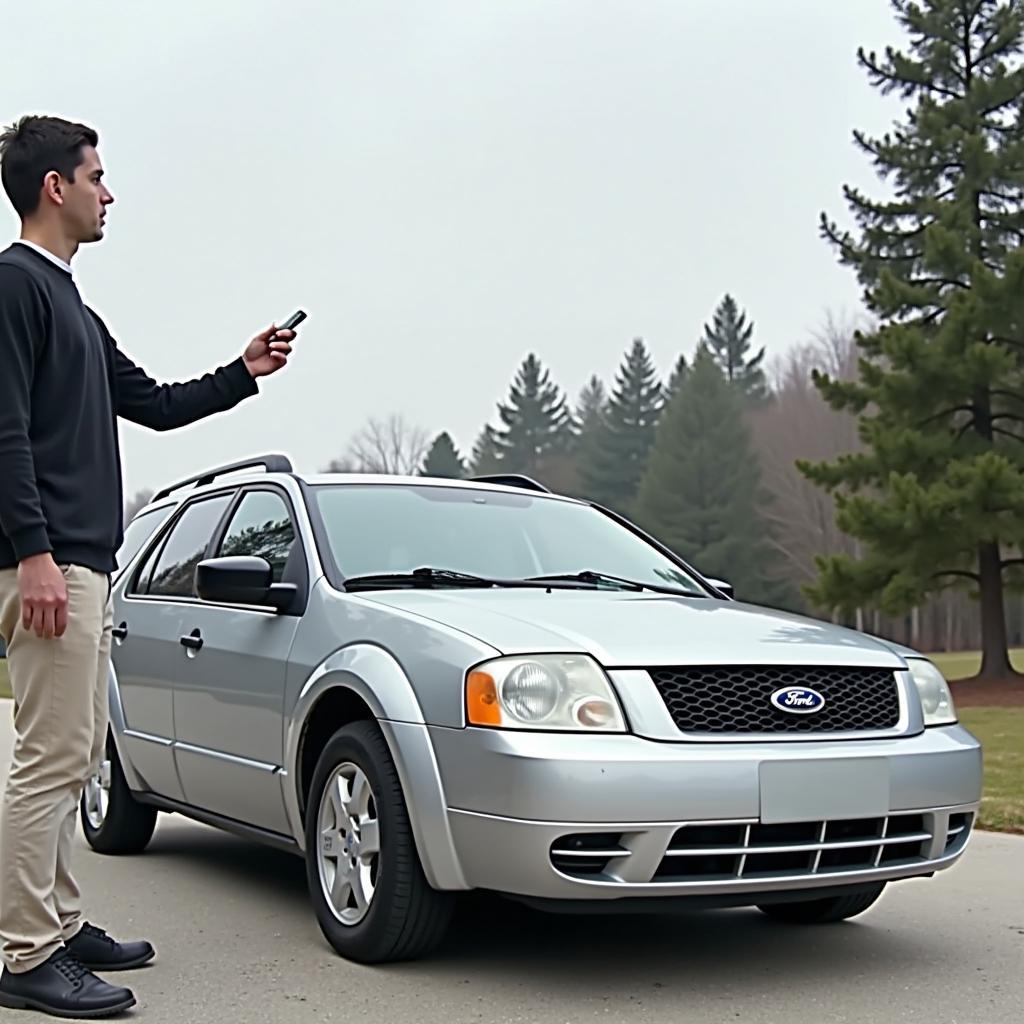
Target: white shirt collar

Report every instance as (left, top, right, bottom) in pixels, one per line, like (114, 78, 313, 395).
(14, 239, 74, 275)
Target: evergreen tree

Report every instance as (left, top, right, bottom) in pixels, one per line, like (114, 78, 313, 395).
(799, 0, 1024, 681)
(575, 375, 609, 436)
(469, 424, 503, 475)
(491, 354, 575, 478)
(578, 338, 664, 512)
(665, 353, 689, 401)
(700, 294, 768, 402)
(634, 350, 794, 607)
(568, 376, 609, 498)
(420, 432, 466, 478)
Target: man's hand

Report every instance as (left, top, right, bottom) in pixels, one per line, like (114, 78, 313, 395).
(242, 324, 295, 379)
(18, 553, 68, 639)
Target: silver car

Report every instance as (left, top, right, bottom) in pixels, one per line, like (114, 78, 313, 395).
(83, 455, 982, 963)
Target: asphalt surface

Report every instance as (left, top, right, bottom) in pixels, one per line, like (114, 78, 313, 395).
(0, 705, 1020, 1024)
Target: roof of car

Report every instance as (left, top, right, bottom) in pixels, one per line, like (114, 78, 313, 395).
(301, 473, 577, 498)
(143, 463, 583, 513)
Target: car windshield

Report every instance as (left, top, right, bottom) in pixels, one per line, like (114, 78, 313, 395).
(311, 484, 706, 595)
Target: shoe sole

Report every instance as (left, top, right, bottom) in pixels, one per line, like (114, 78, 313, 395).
(0, 991, 136, 1018)
(76, 949, 155, 972)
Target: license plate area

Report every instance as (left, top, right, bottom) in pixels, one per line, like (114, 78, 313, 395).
(759, 758, 890, 824)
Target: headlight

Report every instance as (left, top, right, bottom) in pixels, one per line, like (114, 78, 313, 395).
(466, 655, 626, 731)
(907, 659, 957, 727)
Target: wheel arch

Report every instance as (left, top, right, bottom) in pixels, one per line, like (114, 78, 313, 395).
(285, 644, 468, 891)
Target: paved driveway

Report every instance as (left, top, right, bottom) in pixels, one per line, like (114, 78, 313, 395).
(0, 703, 1020, 1023)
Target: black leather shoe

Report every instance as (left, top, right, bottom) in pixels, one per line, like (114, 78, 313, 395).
(0, 948, 135, 1018)
(67, 923, 155, 971)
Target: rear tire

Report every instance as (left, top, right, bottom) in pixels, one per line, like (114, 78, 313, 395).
(80, 734, 158, 854)
(757, 883, 886, 923)
(304, 720, 454, 963)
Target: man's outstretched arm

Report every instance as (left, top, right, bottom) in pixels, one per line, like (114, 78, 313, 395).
(107, 319, 294, 430)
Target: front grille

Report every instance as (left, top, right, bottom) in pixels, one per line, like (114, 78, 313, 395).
(547, 811, 974, 884)
(654, 812, 941, 882)
(649, 665, 901, 734)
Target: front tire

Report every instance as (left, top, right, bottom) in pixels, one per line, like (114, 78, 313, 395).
(80, 734, 158, 854)
(757, 883, 886, 924)
(304, 721, 454, 963)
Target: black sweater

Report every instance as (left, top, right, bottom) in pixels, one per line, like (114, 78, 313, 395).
(0, 243, 259, 573)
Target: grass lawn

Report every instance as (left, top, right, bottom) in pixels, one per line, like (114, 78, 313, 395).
(958, 707, 1024, 834)
(929, 647, 1024, 680)
(0, 658, 1019, 832)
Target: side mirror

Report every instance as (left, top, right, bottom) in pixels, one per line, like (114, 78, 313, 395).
(195, 556, 296, 612)
(706, 577, 734, 599)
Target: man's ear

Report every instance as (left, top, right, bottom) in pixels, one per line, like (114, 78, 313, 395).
(42, 170, 63, 205)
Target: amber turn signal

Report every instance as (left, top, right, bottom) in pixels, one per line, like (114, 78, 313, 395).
(467, 670, 502, 726)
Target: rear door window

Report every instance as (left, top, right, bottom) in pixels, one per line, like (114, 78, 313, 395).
(142, 495, 233, 598)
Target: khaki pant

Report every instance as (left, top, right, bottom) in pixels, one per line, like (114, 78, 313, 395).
(0, 564, 112, 973)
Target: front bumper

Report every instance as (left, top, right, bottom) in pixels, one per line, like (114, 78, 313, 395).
(430, 724, 982, 900)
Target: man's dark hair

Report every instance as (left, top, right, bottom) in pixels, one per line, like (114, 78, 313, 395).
(0, 115, 99, 219)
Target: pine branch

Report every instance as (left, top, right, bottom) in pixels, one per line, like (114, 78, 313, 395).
(1001, 557, 1024, 570)
(979, 187, 1024, 202)
(820, 217, 857, 260)
(911, 308, 946, 330)
(858, 47, 964, 99)
(862, 248, 927, 263)
(954, 418, 978, 444)
(914, 276, 970, 289)
(992, 424, 1024, 442)
(991, 389, 1024, 405)
(849, 132, 965, 174)
(992, 335, 1024, 351)
(918, 404, 976, 429)
(931, 570, 981, 583)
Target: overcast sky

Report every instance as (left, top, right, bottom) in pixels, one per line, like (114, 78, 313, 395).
(3, 0, 904, 496)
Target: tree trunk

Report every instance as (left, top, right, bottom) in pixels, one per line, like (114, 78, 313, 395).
(977, 541, 1015, 679)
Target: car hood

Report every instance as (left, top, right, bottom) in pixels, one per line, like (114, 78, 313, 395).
(355, 589, 909, 668)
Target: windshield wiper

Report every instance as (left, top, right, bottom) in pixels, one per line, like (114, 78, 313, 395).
(525, 570, 700, 596)
(343, 567, 499, 591)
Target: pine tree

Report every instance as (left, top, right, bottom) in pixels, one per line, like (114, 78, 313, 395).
(421, 432, 466, 478)
(469, 424, 503, 475)
(665, 353, 689, 401)
(700, 294, 768, 402)
(798, 0, 1024, 681)
(575, 375, 609, 437)
(578, 338, 664, 513)
(634, 350, 793, 607)
(491, 354, 575, 478)
(567, 376, 609, 498)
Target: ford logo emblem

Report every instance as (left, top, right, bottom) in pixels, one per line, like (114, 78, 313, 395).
(770, 686, 826, 715)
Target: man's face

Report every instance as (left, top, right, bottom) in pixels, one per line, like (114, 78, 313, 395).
(56, 145, 114, 243)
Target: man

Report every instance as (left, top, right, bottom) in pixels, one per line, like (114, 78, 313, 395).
(0, 115, 296, 1018)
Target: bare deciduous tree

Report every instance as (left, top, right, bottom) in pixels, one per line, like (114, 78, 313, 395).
(750, 315, 866, 612)
(326, 414, 430, 476)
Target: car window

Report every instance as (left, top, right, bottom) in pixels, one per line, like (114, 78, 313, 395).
(114, 505, 174, 582)
(311, 484, 705, 593)
(146, 494, 233, 598)
(216, 490, 296, 583)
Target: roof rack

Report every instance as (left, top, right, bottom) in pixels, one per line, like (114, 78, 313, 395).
(469, 474, 550, 494)
(153, 454, 294, 501)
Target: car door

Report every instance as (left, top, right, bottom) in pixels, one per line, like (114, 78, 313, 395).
(114, 492, 234, 801)
(171, 486, 304, 836)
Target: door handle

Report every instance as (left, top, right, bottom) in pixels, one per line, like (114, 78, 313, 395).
(179, 628, 203, 652)
(111, 622, 128, 641)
